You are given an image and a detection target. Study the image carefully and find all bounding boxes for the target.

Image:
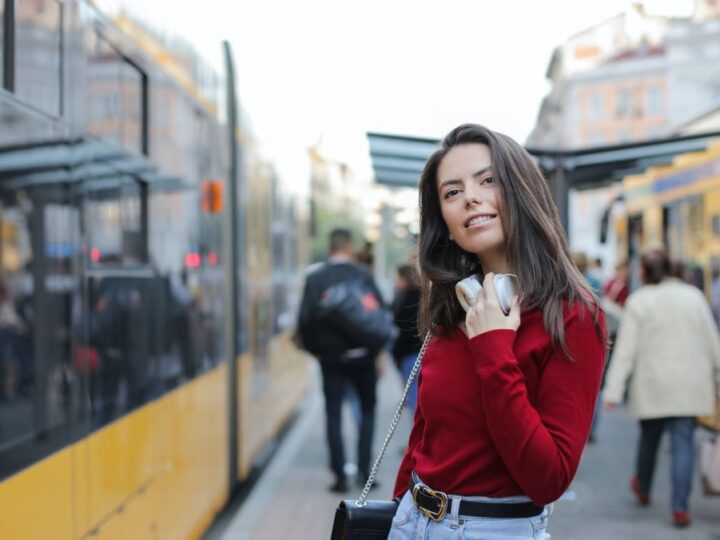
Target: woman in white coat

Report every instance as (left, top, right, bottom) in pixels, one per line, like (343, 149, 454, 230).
(603, 248, 720, 528)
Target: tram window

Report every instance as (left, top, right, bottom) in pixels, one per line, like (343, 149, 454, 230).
(15, 0, 62, 116)
(88, 32, 144, 156)
(121, 62, 143, 155)
(87, 275, 153, 426)
(86, 178, 147, 266)
(0, 188, 81, 481)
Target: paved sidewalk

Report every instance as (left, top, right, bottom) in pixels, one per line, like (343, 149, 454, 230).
(209, 362, 720, 540)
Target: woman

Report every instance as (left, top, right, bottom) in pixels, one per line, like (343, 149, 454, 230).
(389, 124, 606, 539)
(603, 248, 720, 528)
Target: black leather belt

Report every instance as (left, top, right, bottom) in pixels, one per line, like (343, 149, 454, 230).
(409, 473, 543, 521)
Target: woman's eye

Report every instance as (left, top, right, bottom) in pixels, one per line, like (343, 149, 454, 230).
(444, 189, 460, 199)
(481, 176, 494, 185)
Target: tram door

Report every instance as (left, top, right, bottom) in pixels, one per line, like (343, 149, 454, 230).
(0, 179, 82, 531)
(79, 177, 157, 538)
(663, 196, 705, 290)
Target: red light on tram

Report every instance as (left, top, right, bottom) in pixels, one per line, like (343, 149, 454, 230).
(91, 248, 101, 262)
(208, 251, 218, 266)
(184, 252, 201, 268)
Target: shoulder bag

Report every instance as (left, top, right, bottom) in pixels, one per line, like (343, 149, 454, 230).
(330, 332, 431, 540)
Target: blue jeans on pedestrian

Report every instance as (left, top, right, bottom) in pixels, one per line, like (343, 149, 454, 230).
(388, 490, 551, 540)
(635, 416, 696, 511)
(400, 353, 418, 412)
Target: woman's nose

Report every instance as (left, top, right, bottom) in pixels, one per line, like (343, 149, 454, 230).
(464, 186, 481, 207)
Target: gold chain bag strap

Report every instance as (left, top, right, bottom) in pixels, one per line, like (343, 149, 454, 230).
(330, 332, 432, 540)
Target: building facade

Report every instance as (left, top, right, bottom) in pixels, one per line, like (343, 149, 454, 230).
(528, 0, 720, 150)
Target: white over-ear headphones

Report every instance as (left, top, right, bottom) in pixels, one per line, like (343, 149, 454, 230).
(455, 274, 519, 315)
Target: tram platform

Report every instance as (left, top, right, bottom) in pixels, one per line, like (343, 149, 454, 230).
(203, 359, 720, 540)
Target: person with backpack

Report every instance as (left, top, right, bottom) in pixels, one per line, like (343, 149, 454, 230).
(298, 228, 391, 493)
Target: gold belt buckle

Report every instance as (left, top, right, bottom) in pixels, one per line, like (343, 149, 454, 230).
(412, 483, 448, 521)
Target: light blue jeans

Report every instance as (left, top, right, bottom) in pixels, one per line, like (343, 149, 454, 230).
(389, 490, 551, 540)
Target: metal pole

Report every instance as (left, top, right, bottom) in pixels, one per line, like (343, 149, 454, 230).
(223, 40, 241, 492)
(375, 204, 395, 302)
(4, 0, 15, 92)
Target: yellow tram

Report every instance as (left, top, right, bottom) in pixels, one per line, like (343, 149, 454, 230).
(616, 139, 720, 302)
(0, 2, 311, 538)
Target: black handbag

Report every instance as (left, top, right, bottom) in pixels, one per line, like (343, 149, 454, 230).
(330, 333, 432, 540)
(330, 500, 398, 540)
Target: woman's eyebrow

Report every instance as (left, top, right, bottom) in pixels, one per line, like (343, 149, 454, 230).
(438, 178, 463, 190)
(438, 166, 492, 190)
(473, 166, 492, 178)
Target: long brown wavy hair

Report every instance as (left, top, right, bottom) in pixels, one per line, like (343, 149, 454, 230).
(417, 124, 602, 358)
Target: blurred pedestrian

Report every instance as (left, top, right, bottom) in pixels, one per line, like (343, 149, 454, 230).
(603, 247, 720, 528)
(589, 256, 605, 285)
(391, 263, 422, 412)
(590, 259, 629, 442)
(297, 228, 386, 493)
(355, 241, 374, 269)
(389, 124, 606, 539)
(572, 251, 602, 297)
(603, 259, 630, 309)
(572, 252, 605, 442)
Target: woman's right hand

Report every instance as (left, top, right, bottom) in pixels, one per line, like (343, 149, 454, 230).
(465, 272, 521, 339)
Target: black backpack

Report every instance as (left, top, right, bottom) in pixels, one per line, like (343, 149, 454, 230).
(317, 277, 397, 351)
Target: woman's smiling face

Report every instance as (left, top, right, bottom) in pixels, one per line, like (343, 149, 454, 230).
(436, 143, 508, 272)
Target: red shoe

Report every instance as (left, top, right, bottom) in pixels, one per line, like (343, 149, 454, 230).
(672, 511, 691, 528)
(630, 476, 650, 506)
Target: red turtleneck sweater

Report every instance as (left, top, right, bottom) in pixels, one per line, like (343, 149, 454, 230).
(393, 301, 605, 506)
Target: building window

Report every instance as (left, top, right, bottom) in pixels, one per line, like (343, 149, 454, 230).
(588, 93, 603, 121)
(616, 88, 632, 117)
(646, 85, 662, 116)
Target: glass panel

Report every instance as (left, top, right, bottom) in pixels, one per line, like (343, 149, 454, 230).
(87, 274, 153, 426)
(121, 61, 142, 155)
(87, 33, 143, 156)
(86, 178, 145, 266)
(16, 0, 62, 116)
(88, 35, 123, 150)
(147, 186, 208, 384)
(0, 183, 81, 480)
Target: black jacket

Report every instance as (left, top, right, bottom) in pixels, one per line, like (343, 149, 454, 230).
(298, 260, 385, 359)
(391, 287, 422, 363)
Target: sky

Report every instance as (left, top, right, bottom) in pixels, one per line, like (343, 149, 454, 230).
(102, 0, 694, 182)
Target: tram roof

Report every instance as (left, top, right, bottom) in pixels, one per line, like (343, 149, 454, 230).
(367, 130, 720, 189)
